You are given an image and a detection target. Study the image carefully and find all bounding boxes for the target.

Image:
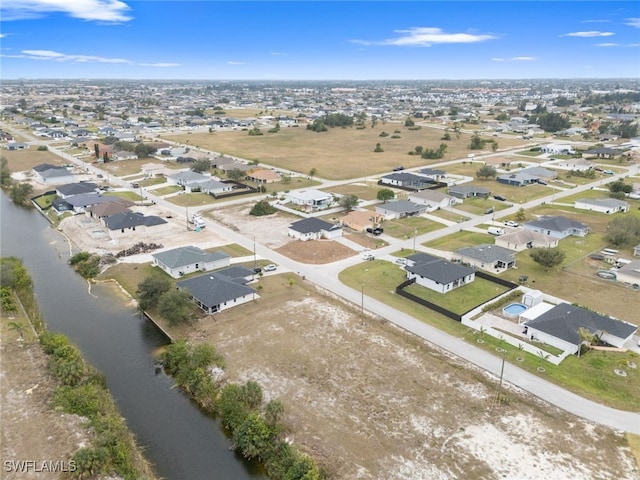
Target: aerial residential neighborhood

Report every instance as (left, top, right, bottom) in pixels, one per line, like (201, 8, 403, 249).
(2, 75, 640, 480)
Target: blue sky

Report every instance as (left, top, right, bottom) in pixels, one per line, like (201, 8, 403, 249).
(1, 1, 639, 80)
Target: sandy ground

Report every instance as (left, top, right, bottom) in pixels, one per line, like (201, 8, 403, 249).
(0, 340, 91, 480)
(182, 278, 640, 480)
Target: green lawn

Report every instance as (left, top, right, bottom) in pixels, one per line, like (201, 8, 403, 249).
(105, 191, 142, 201)
(428, 208, 470, 223)
(153, 185, 183, 196)
(453, 196, 511, 216)
(329, 182, 382, 201)
(383, 216, 446, 239)
(424, 230, 495, 250)
(338, 260, 640, 411)
(33, 193, 57, 209)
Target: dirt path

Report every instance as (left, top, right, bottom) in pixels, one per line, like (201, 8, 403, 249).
(184, 277, 640, 480)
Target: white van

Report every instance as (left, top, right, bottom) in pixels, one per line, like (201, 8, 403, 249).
(488, 227, 506, 236)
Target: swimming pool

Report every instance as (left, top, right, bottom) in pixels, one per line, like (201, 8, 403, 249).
(503, 303, 527, 319)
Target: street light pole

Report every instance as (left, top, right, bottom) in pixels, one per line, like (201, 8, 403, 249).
(361, 283, 364, 325)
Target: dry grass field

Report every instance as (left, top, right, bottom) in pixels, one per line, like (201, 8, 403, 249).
(161, 123, 530, 180)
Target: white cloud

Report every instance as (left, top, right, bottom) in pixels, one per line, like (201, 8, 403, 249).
(625, 18, 640, 28)
(227, 61, 245, 65)
(561, 31, 615, 37)
(1, 0, 132, 22)
(595, 43, 619, 47)
(4, 49, 179, 67)
(352, 27, 496, 47)
(271, 52, 287, 56)
(491, 56, 535, 62)
(581, 19, 611, 24)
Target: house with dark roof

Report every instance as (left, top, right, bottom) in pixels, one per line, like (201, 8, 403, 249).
(103, 211, 168, 238)
(379, 172, 434, 190)
(177, 272, 258, 314)
(447, 184, 491, 199)
(454, 244, 516, 273)
(496, 172, 539, 187)
(152, 246, 231, 278)
(85, 198, 134, 219)
(525, 303, 637, 354)
(56, 182, 98, 198)
(404, 253, 476, 294)
(288, 217, 343, 241)
(58, 193, 123, 215)
(523, 215, 589, 239)
(375, 200, 427, 219)
(32, 164, 74, 185)
(574, 198, 629, 214)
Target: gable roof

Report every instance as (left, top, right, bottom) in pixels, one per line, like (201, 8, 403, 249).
(455, 244, 515, 263)
(177, 274, 256, 307)
(377, 200, 424, 213)
(86, 197, 134, 217)
(576, 198, 629, 209)
(56, 182, 98, 196)
(525, 304, 637, 345)
(289, 217, 337, 234)
(525, 215, 588, 232)
(410, 189, 454, 202)
(448, 184, 491, 195)
(405, 253, 475, 284)
(104, 212, 167, 230)
(152, 246, 229, 269)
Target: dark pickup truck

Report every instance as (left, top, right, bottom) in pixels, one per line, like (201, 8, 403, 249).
(366, 227, 384, 236)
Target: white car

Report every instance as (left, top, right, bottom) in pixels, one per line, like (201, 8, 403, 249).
(504, 221, 519, 228)
(264, 264, 277, 272)
(395, 258, 407, 265)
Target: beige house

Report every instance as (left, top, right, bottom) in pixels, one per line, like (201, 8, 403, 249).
(339, 210, 384, 232)
(495, 229, 558, 252)
(246, 168, 282, 184)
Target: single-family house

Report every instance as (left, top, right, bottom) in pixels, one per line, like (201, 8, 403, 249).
(379, 172, 434, 190)
(551, 158, 594, 172)
(284, 189, 333, 211)
(338, 210, 385, 232)
(141, 162, 173, 178)
(615, 260, 640, 286)
(519, 167, 557, 181)
(447, 185, 491, 199)
(103, 211, 169, 237)
(408, 190, 457, 212)
(112, 150, 139, 161)
(62, 194, 128, 215)
(523, 215, 589, 239)
(56, 182, 98, 198)
(496, 172, 539, 187)
(583, 147, 624, 159)
(418, 168, 447, 182)
(574, 198, 629, 214)
(4, 142, 28, 151)
(177, 272, 257, 315)
(453, 244, 516, 273)
(495, 229, 558, 252)
(404, 253, 476, 294)
(152, 246, 231, 278)
(245, 169, 282, 184)
(85, 198, 134, 219)
(375, 200, 427, 220)
(32, 164, 75, 185)
(288, 217, 343, 241)
(541, 144, 576, 155)
(525, 304, 637, 355)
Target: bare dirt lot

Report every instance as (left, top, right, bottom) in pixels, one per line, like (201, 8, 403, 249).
(179, 276, 640, 480)
(0, 339, 91, 480)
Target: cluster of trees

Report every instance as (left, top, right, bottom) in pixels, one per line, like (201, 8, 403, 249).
(476, 164, 497, 179)
(162, 341, 320, 479)
(608, 180, 633, 200)
(469, 133, 489, 150)
(529, 112, 571, 133)
(338, 194, 358, 211)
(1, 157, 33, 206)
(605, 216, 640, 247)
(307, 113, 354, 132)
(377, 188, 395, 202)
(137, 275, 193, 326)
(42, 331, 153, 479)
(69, 251, 102, 278)
(420, 143, 448, 159)
(248, 127, 264, 136)
(529, 247, 566, 270)
(250, 199, 276, 216)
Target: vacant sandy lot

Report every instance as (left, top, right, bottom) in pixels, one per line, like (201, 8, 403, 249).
(182, 277, 639, 480)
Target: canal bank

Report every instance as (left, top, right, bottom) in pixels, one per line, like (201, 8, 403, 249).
(0, 193, 265, 480)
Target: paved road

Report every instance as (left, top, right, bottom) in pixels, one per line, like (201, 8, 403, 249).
(6, 122, 640, 433)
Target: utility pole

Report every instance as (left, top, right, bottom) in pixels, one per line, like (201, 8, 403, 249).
(361, 283, 364, 326)
(413, 228, 417, 252)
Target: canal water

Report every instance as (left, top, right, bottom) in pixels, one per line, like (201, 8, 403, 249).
(0, 193, 264, 480)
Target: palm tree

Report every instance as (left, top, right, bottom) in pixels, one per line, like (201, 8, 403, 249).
(8, 321, 26, 341)
(577, 327, 596, 358)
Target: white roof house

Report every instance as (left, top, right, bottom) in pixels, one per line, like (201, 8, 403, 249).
(284, 189, 333, 210)
(574, 198, 630, 215)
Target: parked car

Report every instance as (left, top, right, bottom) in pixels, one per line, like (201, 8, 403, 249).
(393, 166, 405, 171)
(252, 267, 262, 274)
(264, 264, 277, 272)
(603, 170, 614, 175)
(362, 253, 375, 261)
(493, 195, 507, 201)
(485, 207, 494, 215)
(395, 257, 407, 265)
(366, 227, 384, 236)
(504, 221, 519, 228)
(488, 227, 506, 236)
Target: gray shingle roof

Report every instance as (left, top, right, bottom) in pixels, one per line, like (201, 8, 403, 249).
(525, 215, 588, 232)
(377, 200, 424, 213)
(152, 246, 229, 269)
(104, 212, 167, 230)
(177, 274, 256, 308)
(455, 244, 515, 263)
(405, 253, 475, 284)
(525, 304, 637, 345)
(57, 182, 98, 196)
(289, 217, 336, 234)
